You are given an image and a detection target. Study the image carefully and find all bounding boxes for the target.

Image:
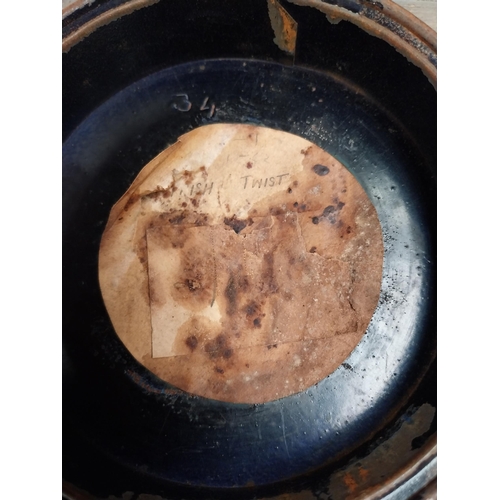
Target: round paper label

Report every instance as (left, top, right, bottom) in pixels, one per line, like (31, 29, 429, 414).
(99, 124, 383, 403)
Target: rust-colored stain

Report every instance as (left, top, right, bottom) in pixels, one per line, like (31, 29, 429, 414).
(358, 466, 369, 482)
(267, 0, 298, 56)
(343, 472, 358, 494)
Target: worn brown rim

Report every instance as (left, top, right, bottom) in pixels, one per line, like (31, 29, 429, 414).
(363, 437, 437, 500)
(62, 0, 160, 52)
(62, 0, 436, 88)
(287, 0, 436, 87)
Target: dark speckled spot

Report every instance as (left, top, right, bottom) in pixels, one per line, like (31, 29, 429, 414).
(169, 214, 186, 224)
(225, 275, 237, 314)
(205, 334, 233, 359)
(185, 335, 198, 351)
(246, 302, 258, 316)
(224, 216, 247, 234)
(312, 164, 330, 176)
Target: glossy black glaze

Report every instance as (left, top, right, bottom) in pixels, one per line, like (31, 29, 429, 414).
(63, 58, 436, 493)
(63, 1, 436, 497)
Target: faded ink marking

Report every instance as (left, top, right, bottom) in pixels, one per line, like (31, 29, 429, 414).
(241, 173, 289, 189)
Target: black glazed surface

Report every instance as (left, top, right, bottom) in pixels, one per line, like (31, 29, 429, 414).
(63, 1, 436, 497)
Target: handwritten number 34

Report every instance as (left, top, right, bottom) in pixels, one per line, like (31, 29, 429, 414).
(172, 94, 216, 118)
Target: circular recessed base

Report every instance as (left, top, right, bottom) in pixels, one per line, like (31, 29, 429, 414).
(64, 58, 435, 489)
